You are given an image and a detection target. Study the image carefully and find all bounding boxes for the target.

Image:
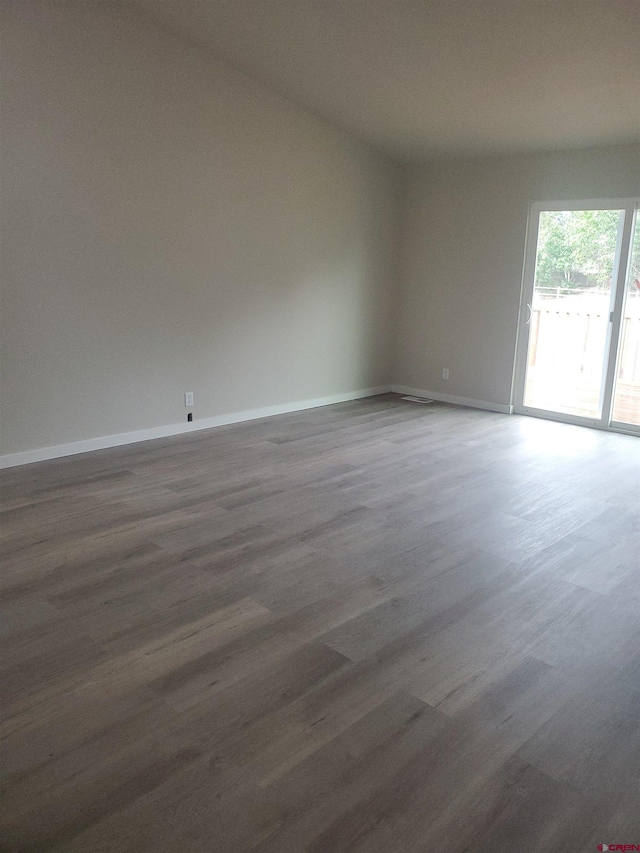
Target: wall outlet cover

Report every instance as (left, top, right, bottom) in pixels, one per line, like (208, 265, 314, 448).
(185, 392, 194, 407)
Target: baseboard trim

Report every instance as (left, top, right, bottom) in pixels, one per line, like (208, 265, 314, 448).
(391, 385, 513, 415)
(0, 386, 391, 469)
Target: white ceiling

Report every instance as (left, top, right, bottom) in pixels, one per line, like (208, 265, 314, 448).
(128, 0, 640, 160)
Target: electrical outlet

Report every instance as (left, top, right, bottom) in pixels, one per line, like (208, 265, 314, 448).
(184, 391, 194, 407)
(442, 368, 450, 380)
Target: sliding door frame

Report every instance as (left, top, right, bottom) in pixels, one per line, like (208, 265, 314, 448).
(512, 197, 640, 436)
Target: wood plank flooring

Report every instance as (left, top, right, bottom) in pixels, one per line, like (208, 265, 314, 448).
(1, 394, 639, 852)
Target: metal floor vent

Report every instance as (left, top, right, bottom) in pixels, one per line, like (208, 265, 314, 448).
(401, 396, 434, 404)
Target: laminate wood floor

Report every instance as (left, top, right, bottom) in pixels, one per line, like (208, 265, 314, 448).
(1, 394, 640, 852)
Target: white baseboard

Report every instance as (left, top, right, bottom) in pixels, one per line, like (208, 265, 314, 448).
(391, 385, 513, 415)
(0, 386, 391, 470)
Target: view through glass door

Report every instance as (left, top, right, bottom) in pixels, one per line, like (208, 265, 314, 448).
(515, 200, 640, 433)
(611, 212, 640, 427)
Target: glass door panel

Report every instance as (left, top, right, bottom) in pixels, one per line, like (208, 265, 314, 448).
(611, 212, 640, 427)
(522, 209, 624, 419)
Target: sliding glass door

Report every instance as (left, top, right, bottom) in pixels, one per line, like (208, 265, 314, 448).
(611, 212, 640, 428)
(514, 199, 640, 434)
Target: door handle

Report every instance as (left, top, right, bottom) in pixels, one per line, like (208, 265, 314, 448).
(526, 303, 533, 324)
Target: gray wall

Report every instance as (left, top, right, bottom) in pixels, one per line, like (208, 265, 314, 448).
(1, 1, 398, 456)
(394, 145, 640, 406)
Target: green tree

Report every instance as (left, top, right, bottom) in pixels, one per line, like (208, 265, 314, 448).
(535, 209, 621, 289)
(629, 215, 640, 288)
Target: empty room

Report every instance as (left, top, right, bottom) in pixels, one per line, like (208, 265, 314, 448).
(2, 1, 640, 851)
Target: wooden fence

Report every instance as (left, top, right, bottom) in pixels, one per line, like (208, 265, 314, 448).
(525, 293, 640, 423)
(528, 296, 640, 382)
